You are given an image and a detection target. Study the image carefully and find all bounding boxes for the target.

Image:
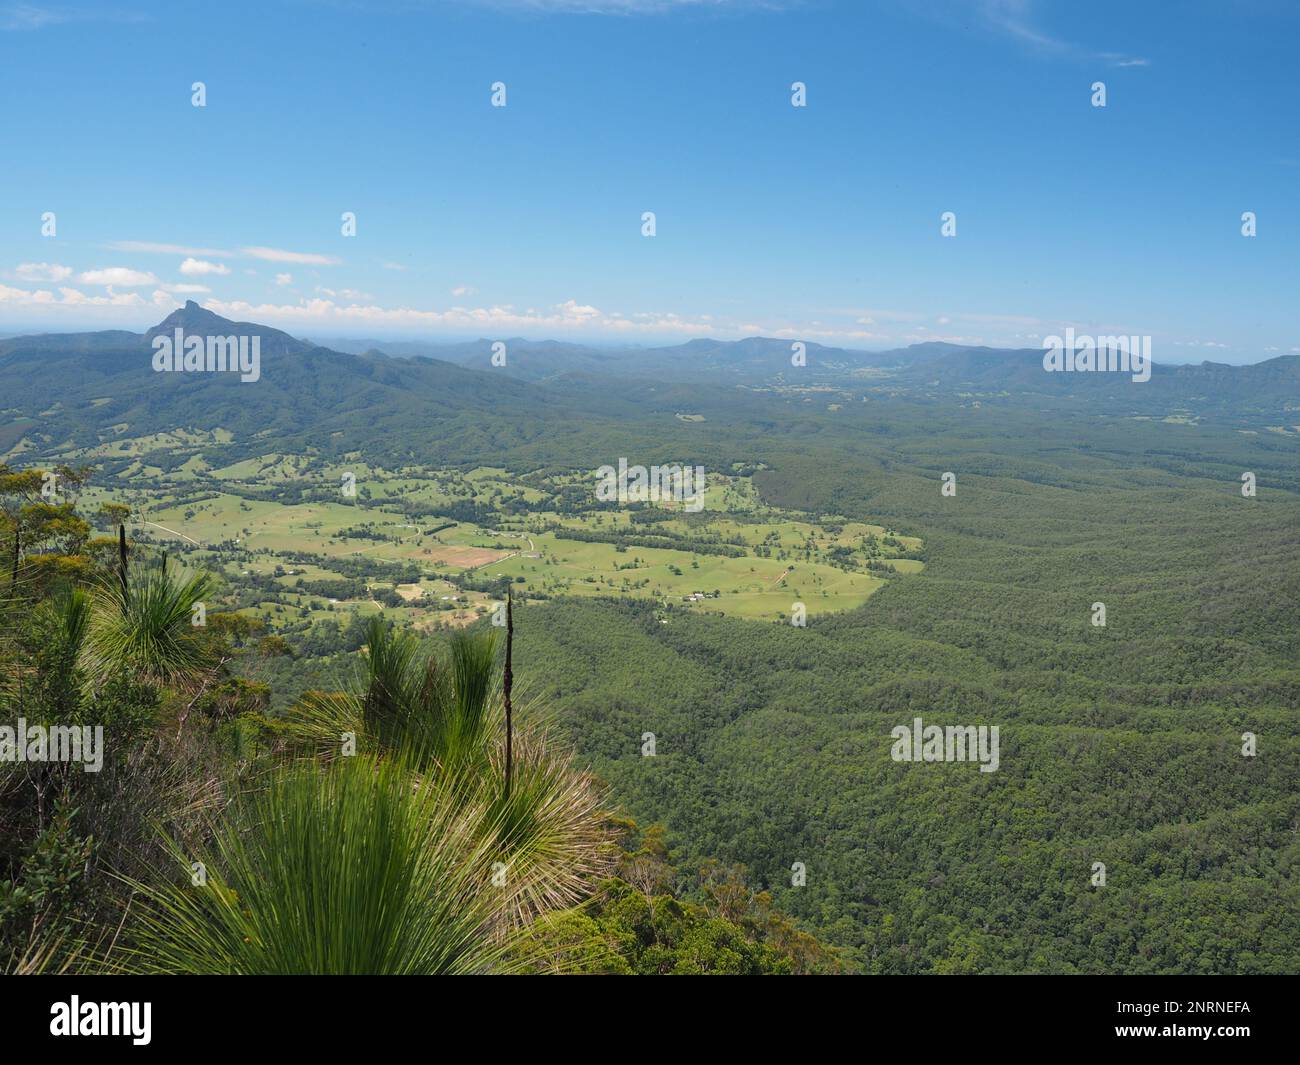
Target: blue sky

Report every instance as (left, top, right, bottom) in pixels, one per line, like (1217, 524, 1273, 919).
(1, 0, 1297, 362)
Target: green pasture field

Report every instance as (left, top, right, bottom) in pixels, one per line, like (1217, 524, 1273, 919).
(77, 453, 923, 629)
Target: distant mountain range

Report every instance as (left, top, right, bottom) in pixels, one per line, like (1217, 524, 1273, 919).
(2, 303, 1296, 467)
(294, 322, 1300, 424)
(310, 333, 923, 383)
(309, 330, 1299, 398)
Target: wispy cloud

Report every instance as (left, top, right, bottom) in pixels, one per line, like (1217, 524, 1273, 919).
(1, 4, 64, 30)
(1, 4, 146, 32)
(107, 240, 231, 257)
(242, 246, 341, 265)
(316, 286, 376, 302)
(924, 0, 1149, 68)
(106, 240, 342, 266)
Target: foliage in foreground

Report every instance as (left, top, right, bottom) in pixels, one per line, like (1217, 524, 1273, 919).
(124, 754, 517, 975)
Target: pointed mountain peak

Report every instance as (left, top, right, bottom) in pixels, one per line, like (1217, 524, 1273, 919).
(148, 300, 234, 336)
(145, 301, 314, 356)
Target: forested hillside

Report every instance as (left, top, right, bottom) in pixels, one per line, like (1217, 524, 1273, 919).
(511, 411, 1300, 973)
(4, 309, 1298, 975)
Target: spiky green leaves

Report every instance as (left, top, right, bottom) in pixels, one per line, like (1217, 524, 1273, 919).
(124, 754, 517, 975)
(87, 567, 215, 685)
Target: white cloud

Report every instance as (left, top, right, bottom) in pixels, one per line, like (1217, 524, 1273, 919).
(556, 299, 600, 320)
(242, 246, 341, 265)
(162, 283, 211, 294)
(107, 240, 232, 257)
(179, 257, 230, 276)
(0, 282, 171, 313)
(58, 286, 144, 306)
(77, 267, 158, 286)
(14, 262, 73, 282)
(0, 282, 55, 303)
(451, 285, 478, 297)
(316, 286, 375, 301)
(106, 240, 340, 265)
(185, 293, 897, 344)
(274, 273, 293, 286)
(200, 295, 722, 337)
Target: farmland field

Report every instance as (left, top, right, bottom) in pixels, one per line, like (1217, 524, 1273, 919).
(76, 449, 924, 633)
